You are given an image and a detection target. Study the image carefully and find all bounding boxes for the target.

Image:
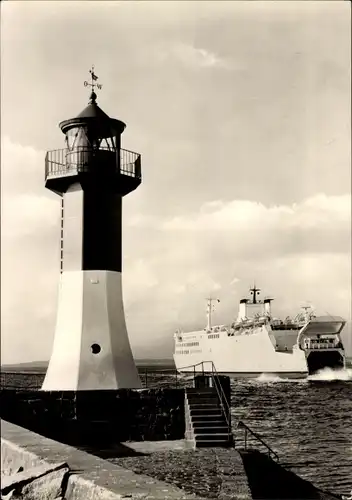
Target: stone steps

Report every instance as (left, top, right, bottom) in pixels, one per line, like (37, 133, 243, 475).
(194, 432, 232, 440)
(191, 415, 225, 422)
(186, 388, 217, 395)
(194, 439, 232, 448)
(187, 402, 221, 408)
(189, 407, 222, 414)
(185, 386, 232, 449)
(189, 408, 223, 417)
(192, 424, 229, 432)
(186, 390, 218, 397)
(188, 396, 220, 405)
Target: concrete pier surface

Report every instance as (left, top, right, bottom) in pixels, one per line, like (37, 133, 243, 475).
(1, 420, 252, 499)
(97, 441, 341, 500)
(105, 442, 252, 499)
(1, 420, 200, 499)
(1, 420, 342, 500)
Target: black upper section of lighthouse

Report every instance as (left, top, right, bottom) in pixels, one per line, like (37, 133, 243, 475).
(45, 71, 142, 273)
(45, 88, 141, 196)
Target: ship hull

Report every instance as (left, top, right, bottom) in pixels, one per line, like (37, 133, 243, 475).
(219, 371, 307, 379)
(174, 320, 347, 378)
(174, 324, 309, 378)
(174, 367, 308, 380)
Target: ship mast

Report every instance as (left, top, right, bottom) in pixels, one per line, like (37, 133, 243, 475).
(206, 297, 220, 331)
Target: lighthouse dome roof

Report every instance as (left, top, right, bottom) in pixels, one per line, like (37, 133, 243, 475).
(76, 102, 110, 120)
(59, 92, 126, 137)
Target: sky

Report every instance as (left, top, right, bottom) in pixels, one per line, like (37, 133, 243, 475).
(1, 1, 351, 364)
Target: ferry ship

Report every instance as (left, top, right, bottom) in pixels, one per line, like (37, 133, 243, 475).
(173, 286, 346, 378)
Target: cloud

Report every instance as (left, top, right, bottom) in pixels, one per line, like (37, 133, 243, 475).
(1, 1, 351, 364)
(172, 43, 231, 69)
(2, 194, 57, 238)
(160, 194, 350, 232)
(1, 131, 351, 364)
(123, 193, 351, 352)
(150, 42, 232, 70)
(1, 137, 60, 364)
(125, 193, 351, 260)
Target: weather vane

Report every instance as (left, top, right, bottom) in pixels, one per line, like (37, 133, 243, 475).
(84, 65, 102, 93)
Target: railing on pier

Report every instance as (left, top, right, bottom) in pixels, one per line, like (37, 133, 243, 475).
(236, 420, 280, 462)
(45, 146, 141, 180)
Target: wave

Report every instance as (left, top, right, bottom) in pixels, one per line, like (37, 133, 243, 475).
(341, 491, 352, 500)
(308, 367, 352, 382)
(254, 373, 310, 383)
(255, 373, 291, 383)
(253, 367, 352, 383)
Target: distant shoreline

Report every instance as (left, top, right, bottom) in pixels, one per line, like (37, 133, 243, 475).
(1, 358, 176, 374)
(2, 356, 351, 374)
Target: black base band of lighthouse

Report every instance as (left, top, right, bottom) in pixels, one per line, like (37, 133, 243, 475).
(42, 81, 142, 391)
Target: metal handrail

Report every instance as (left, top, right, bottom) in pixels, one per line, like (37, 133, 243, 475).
(237, 420, 280, 462)
(208, 361, 232, 434)
(178, 360, 231, 434)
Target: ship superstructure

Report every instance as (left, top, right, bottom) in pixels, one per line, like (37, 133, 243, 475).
(173, 286, 346, 378)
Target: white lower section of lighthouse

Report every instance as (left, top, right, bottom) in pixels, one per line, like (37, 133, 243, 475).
(42, 270, 141, 390)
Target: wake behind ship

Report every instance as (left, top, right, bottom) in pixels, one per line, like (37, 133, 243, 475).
(173, 286, 346, 379)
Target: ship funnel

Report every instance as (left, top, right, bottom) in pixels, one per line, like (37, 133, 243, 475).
(264, 298, 273, 316)
(238, 299, 248, 321)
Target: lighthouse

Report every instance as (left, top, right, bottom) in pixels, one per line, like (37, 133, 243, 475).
(42, 68, 142, 390)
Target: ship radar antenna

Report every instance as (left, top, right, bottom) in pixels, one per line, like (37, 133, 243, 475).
(84, 65, 103, 103)
(301, 304, 313, 321)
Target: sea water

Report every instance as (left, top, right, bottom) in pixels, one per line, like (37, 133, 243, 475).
(2, 366, 351, 495)
(231, 367, 352, 496)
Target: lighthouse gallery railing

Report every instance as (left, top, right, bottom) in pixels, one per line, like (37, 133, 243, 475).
(45, 146, 141, 180)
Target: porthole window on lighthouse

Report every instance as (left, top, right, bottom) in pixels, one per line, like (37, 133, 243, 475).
(91, 343, 101, 354)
